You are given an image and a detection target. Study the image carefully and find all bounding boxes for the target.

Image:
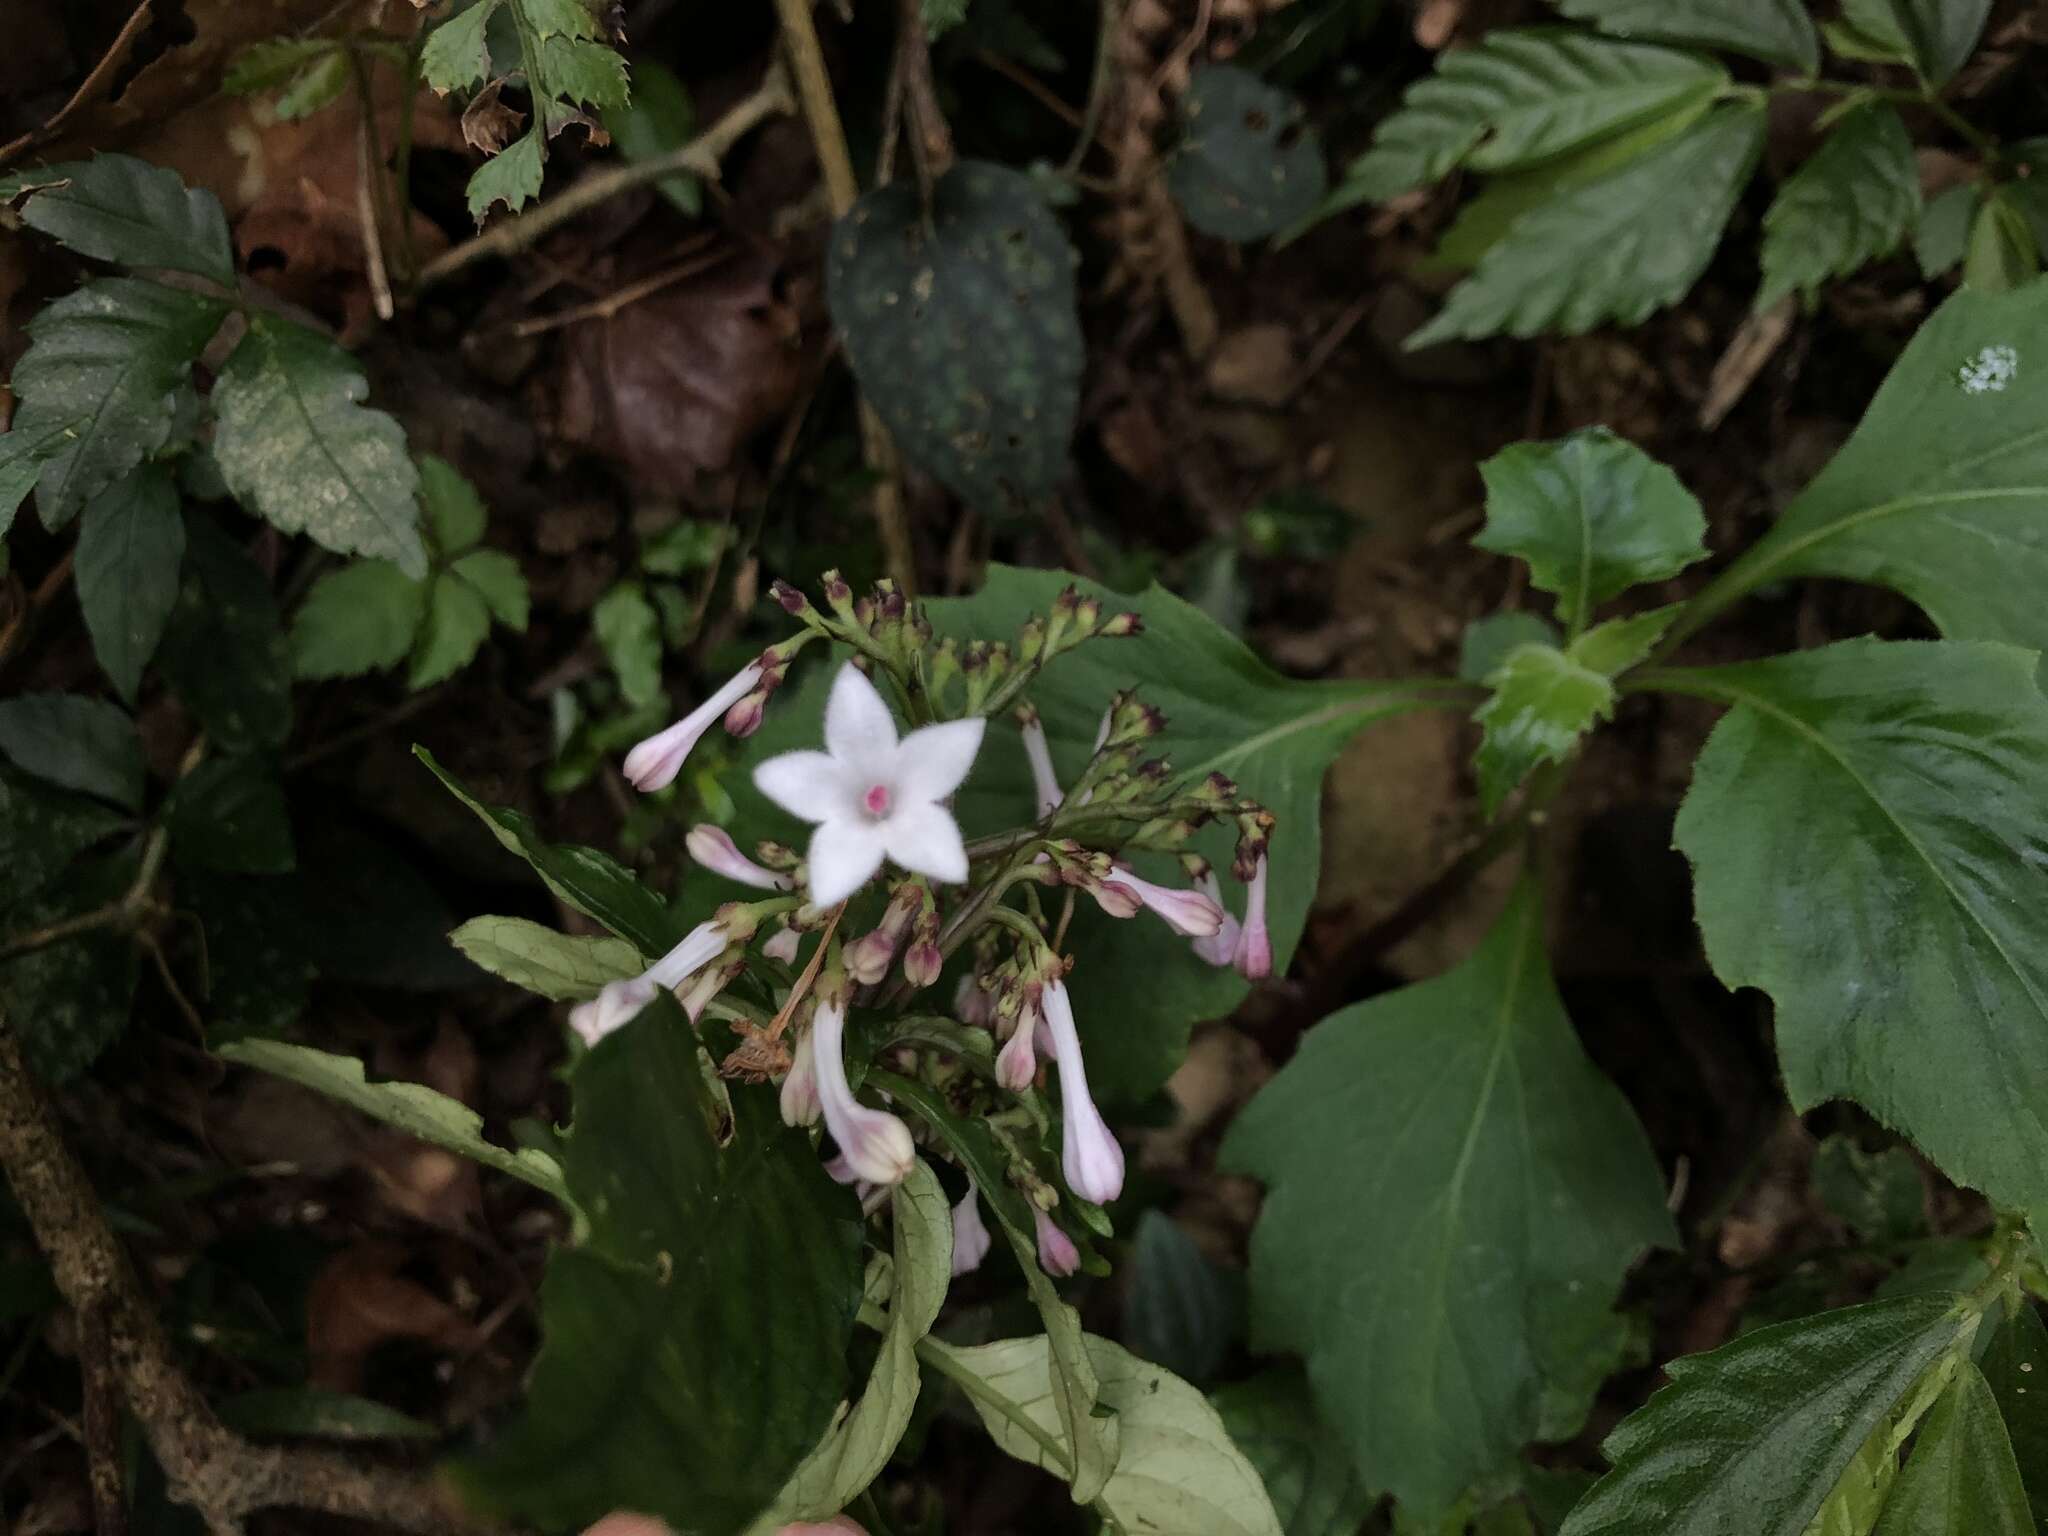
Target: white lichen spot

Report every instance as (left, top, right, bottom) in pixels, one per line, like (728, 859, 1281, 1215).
(1959, 344, 2020, 394)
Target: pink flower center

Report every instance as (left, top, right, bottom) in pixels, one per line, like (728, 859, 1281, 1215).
(862, 783, 893, 817)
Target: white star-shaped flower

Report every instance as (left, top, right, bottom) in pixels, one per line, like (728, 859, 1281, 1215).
(753, 664, 985, 908)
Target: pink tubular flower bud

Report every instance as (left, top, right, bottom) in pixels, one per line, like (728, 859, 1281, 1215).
(995, 1009, 1038, 1091)
(954, 972, 995, 1029)
(567, 976, 659, 1049)
(1034, 1208, 1080, 1277)
(1233, 853, 1272, 980)
(762, 922, 803, 964)
(644, 917, 732, 991)
(1041, 978, 1124, 1204)
(902, 912, 942, 989)
(622, 661, 766, 791)
(780, 1029, 821, 1127)
(687, 825, 794, 891)
(812, 996, 916, 1185)
(1101, 864, 1225, 938)
(1190, 870, 1242, 967)
(951, 1183, 993, 1276)
(1020, 713, 1063, 816)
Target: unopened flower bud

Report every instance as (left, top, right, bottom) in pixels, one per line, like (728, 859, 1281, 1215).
(902, 913, 942, 989)
(567, 975, 658, 1048)
(677, 955, 745, 1021)
(1233, 852, 1272, 980)
(813, 997, 916, 1185)
(623, 660, 765, 791)
(1035, 1208, 1080, 1277)
(1190, 869, 1242, 967)
(780, 1029, 821, 1127)
(1097, 610, 1142, 638)
(1018, 707, 1063, 816)
(822, 569, 856, 620)
(1018, 616, 1048, 665)
(770, 578, 815, 618)
(762, 922, 803, 964)
(952, 1183, 993, 1276)
(954, 972, 995, 1029)
(688, 825, 793, 891)
(1072, 594, 1101, 635)
(1042, 978, 1124, 1204)
(995, 1010, 1038, 1090)
(1101, 864, 1225, 937)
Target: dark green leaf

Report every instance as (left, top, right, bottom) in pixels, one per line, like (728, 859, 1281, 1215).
(157, 517, 292, 752)
(0, 154, 234, 283)
(1551, 0, 1819, 72)
(416, 453, 486, 555)
(417, 746, 680, 956)
(603, 59, 700, 215)
(74, 463, 185, 702)
(169, 755, 294, 875)
(1460, 611, 1562, 683)
(449, 550, 528, 630)
(1871, 1361, 2031, 1536)
(1168, 65, 1328, 241)
(1475, 428, 1708, 630)
(1965, 194, 2040, 293)
(447, 915, 639, 1000)
(283, 821, 479, 990)
(1342, 29, 1726, 204)
(592, 582, 663, 709)
(1811, 1136, 1924, 1244)
(1917, 183, 1981, 279)
(1212, 1369, 1380, 1536)
(1410, 105, 1764, 345)
(0, 767, 127, 917)
(212, 317, 426, 577)
(408, 571, 491, 688)
(1125, 1209, 1244, 1386)
(1561, 1294, 1973, 1536)
(1840, 0, 1992, 86)
(829, 161, 1083, 512)
(421, 0, 498, 92)
(0, 851, 140, 1081)
(289, 561, 429, 680)
(0, 694, 144, 809)
(1758, 104, 1920, 311)
(215, 1387, 435, 1442)
(1981, 1303, 2048, 1533)
(1225, 877, 1675, 1517)
(9, 278, 227, 525)
(184, 873, 311, 1043)
(455, 997, 864, 1533)
(1667, 640, 2048, 1217)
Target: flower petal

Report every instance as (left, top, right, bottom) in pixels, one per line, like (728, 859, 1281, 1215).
(894, 717, 987, 806)
(754, 750, 853, 825)
(824, 663, 899, 772)
(807, 818, 889, 906)
(879, 800, 969, 885)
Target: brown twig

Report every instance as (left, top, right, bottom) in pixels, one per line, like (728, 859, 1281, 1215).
(496, 246, 732, 339)
(0, 0, 153, 166)
(0, 1009, 492, 1535)
(896, 0, 956, 187)
(79, 1301, 126, 1536)
(351, 52, 397, 323)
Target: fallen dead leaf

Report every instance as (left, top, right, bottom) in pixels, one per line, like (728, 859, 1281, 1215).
(462, 78, 527, 156)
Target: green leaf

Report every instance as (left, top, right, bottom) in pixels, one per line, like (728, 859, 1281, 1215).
(1343, 29, 1726, 204)
(0, 154, 234, 283)
(1979, 1303, 2048, 1532)
(593, 582, 663, 710)
(1839, 0, 1992, 86)
(1552, 0, 1819, 72)
(1224, 877, 1675, 1517)
(450, 550, 529, 630)
(829, 161, 1083, 512)
(1871, 1362, 2031, 1536)
(417, 453, 486, 554)
(1473, 644, 1616, 813)
(215, 1387, 435, 1443)
(223, 39, 340, 92)
(1758, 104, 1920, 311)
(1916, 183, 1980, 280)
(156, 516, 292, 752)
(1411, 104, 1763, 345)
(446, 915, 640, 1000)
(1965, 194, 2040, 293)
(212, 317, 426, 577)
(537, 34, 629, 115)
(744, 1160, 951, 1530)
(1168, 65, 1328, 241)
(421, 0, 499, 93)
(1562, 1295, 1974, 1536)
(168, 755, 294, 875)
(289, 561, 429, 680)
(1125, 1209, 1244, 1386)
(416, 746, 681, 956)
(1212, 1369, 1379, 1536)
(408, 571, 491, 688)
(9, 277, 227, 525)
(73, 464, 185, 702)
(466, 125, 544, 221)
(0, 767, 127, 917)
(1811, 1136, 1924, 1244)
(604, 59, 701, 215)
(1460, 611, 1562, 682)
(1475, 428, 1708, 630)
(922, 0, 971, 38)
(1666, 639, 2048, 1218)
(271, 50, 352, 119)
(185, 873, 311, 1044)
(456, 998, 864, 1533)
(215, 1037, 572, 1204)
(0, 852, 140, 1080)
(0, 694, 144, 810)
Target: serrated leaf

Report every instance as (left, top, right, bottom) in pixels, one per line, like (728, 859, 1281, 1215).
(0, 694, 144, 810)
(928, 1331, 1284, 1536)
(212, 318, 425, 576)
(537, 33, 629, 114)
(417, 453, 486, 554)
(1460, 611, 1561, 683)
(289, 561, 428, 680)
(9, 278, 227, 526)
(593, 582, 662, 709)
(421, 0, 500, 93)
(1, 154, 234, 283)
(1473, 645, 1616, 813)
(1811, 1137, 1924, 1244)
(1758, 104, 1920, 311)
(156, 517, 292, 752)
(1666, 640, 2048, 1217)
(1168, 65, 1328, 241)
(454, 998, 864, 1533)
(1125, 1209, 1244, 1386)
(1224, 877, 1675, 1517)
(744, 1161, 951, 1531)
(74, 463, 184, 702)
(1562, 1295, 1973, 1536)
(1979, 1303, 2048, 1532)
(829, 160, 1083, 512)
(1966, 194, 2040, 292)
(1552, 0, 1819, 72)
(450, 549, 529, 629)
(1411, 104, 1763, 345)
(1871, 1363, 2031, 1536)
(1916, 183, 1980, 279)
(408, 571, 491, 688)
(1475, 429, 1708, 630)
(168, 755, 294, 875)
(466, 124, 545, 220)
(1212, 1369, 1379, 1536)
(1343, 29, 1726, 204)
(0, 852, 140, 1080)
(416, 746, 681, 956)
(1840, 0, 1992, 86)
(603, 59, 701, 215)
(1567, 606, 1676, 674)
(1687, 284, 2048, 656)
(447, 915, 639, 1000)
